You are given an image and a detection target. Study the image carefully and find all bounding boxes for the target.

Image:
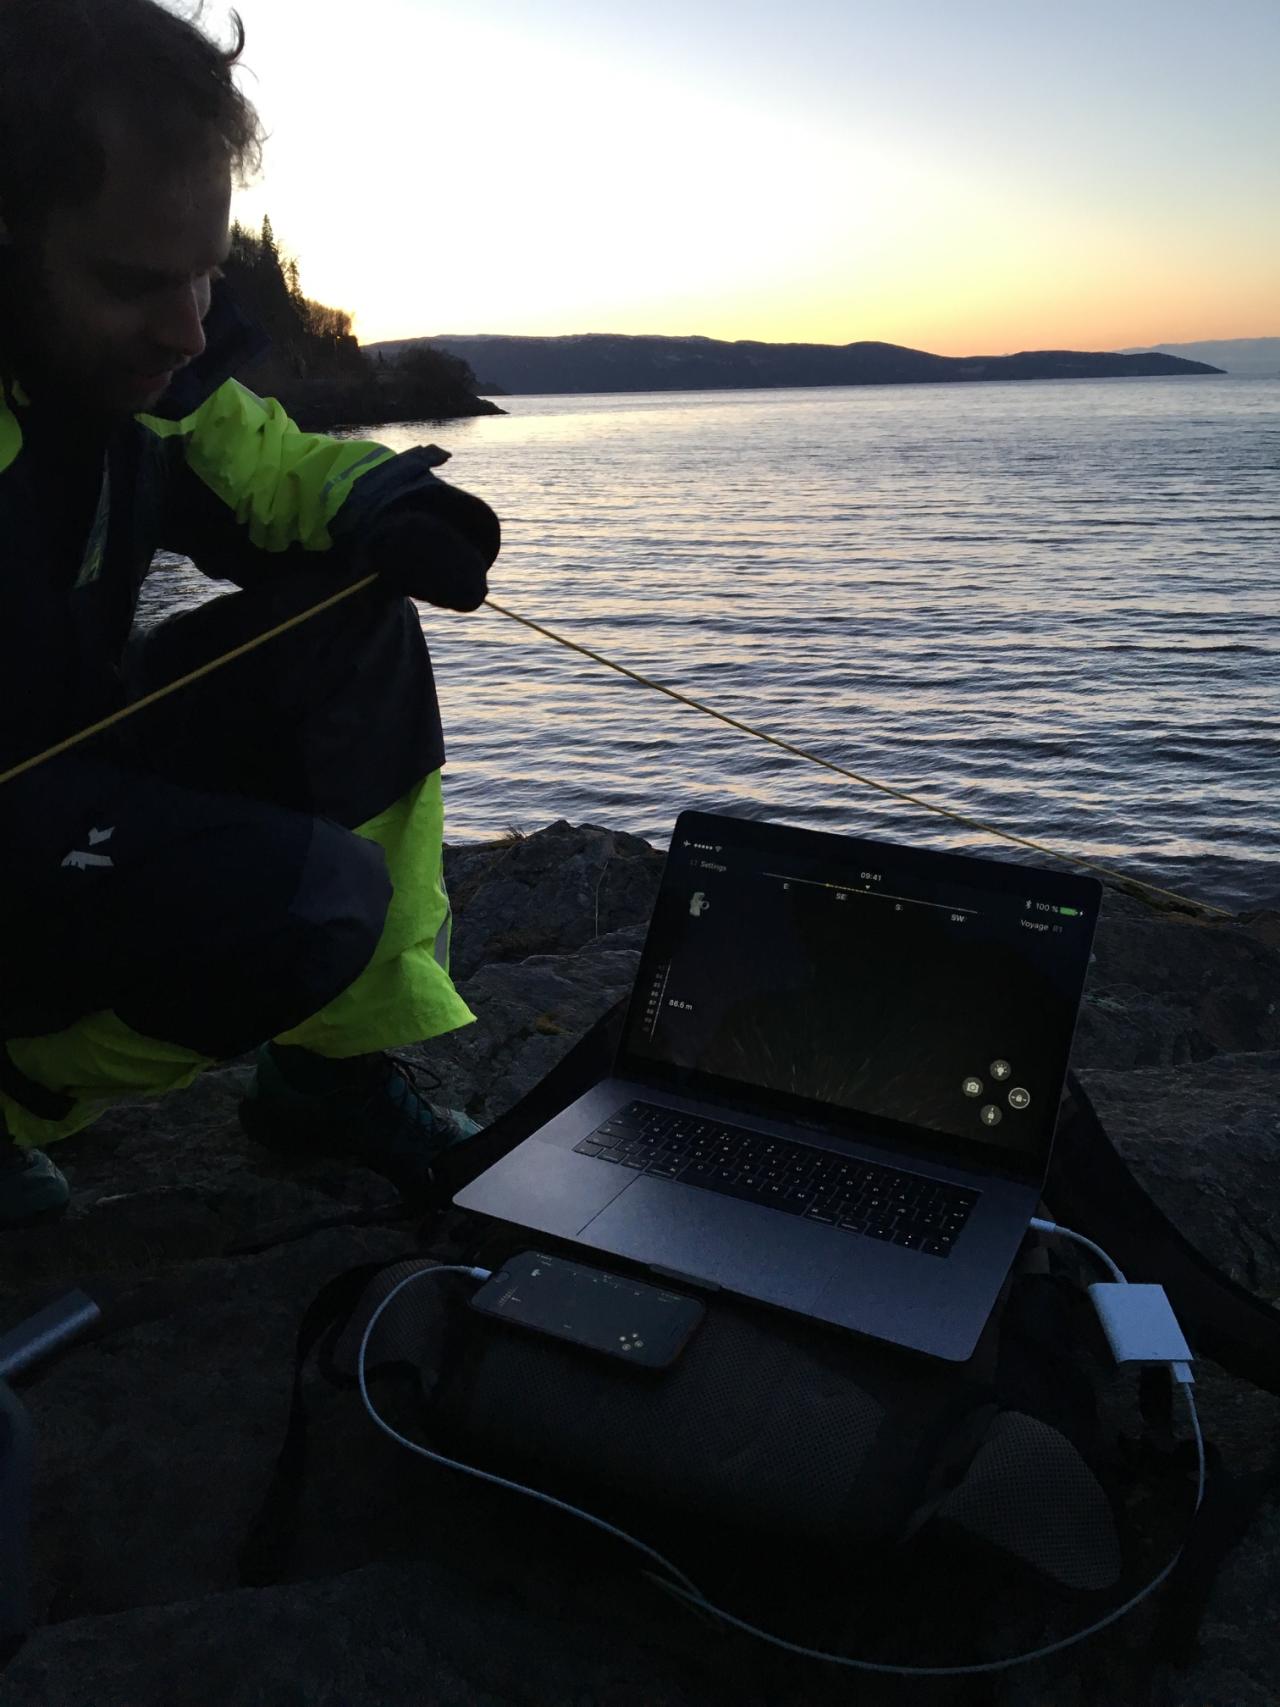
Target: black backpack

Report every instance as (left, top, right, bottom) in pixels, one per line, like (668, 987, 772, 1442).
(239, 999, 1280, 1685)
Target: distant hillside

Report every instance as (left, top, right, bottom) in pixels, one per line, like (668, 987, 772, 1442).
(363, 332, 1222, 396)
(1122, 337, 1280, 379)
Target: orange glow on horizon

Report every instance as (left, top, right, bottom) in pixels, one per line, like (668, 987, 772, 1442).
(227, 0, 1279, 358)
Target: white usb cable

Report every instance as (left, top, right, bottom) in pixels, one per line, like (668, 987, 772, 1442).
(357, 1229, 1206, 1678)
(356, 1265, 703, 1599)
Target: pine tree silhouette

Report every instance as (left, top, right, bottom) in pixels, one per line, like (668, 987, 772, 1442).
(219, 216, 496, 428)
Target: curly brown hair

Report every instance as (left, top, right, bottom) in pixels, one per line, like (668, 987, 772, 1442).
(0, 0, 264, 235)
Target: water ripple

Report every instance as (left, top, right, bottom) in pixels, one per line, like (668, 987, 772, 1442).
(139, 377, 1280, 910)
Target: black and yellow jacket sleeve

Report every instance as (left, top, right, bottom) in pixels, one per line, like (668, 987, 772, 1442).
(144, 290, 496, 599)
(0, 276, 497, 778)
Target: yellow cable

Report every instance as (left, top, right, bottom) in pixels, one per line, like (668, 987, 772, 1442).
(0, 573, 380, 788)
(0, 573, 1231, 918)
(483, 598, 1232, 918)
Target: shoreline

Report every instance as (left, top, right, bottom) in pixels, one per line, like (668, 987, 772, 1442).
(440, 824, 1279, 922)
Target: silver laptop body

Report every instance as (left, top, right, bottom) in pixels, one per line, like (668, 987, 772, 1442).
(456, 810, 1100, 1361)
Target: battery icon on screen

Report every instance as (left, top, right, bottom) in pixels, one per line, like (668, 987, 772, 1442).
(1058, 906, 1081, 917)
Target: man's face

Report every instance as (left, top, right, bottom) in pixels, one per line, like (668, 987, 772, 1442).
(3, 115, 232, 418)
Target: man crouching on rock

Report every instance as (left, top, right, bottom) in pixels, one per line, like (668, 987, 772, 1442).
(0, 0, 498, 1230)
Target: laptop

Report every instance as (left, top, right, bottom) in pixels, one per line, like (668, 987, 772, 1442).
(455, 810, 1101, 1361)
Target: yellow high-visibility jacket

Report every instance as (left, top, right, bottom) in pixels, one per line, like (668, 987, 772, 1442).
(0, 276, 493, 776)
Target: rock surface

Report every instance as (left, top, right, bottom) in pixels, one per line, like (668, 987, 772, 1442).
(0, 823, 1277, 1707)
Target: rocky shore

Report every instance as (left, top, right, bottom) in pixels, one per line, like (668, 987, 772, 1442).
(1, 821, 1277, 1707)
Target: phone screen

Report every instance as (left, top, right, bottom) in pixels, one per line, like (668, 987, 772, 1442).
(469, 1251, 705, 1369)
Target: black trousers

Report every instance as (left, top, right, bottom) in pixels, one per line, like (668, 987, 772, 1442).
(0, 570, 446, 1114)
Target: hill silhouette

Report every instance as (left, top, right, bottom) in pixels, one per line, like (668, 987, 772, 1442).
(366, 331, 1222, 395)
(223, 220, 502, 428)
(1122, 337, 1280, 378)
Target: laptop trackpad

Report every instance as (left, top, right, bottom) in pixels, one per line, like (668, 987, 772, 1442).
(580, 1180, 833, 1310)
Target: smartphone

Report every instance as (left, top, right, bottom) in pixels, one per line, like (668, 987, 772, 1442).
(469, 1251, 705, 1370)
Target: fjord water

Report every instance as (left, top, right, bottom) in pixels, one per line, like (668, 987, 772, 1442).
(150, 376, 1279, 908)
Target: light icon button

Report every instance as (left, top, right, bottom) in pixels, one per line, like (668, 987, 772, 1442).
(990, 1059, 1012, 1081)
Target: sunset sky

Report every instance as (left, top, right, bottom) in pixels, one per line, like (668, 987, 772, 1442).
(223, 0, 1279, 354)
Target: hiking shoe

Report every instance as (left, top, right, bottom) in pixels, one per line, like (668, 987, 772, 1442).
(238, 1045, 481, 1197)
(0, 1131, 71, 1230)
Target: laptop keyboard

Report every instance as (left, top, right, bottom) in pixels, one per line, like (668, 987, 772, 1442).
(573, 1100, 979, 1257)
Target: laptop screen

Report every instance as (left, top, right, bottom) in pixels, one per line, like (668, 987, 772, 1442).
(617, 812, 1101, 1179)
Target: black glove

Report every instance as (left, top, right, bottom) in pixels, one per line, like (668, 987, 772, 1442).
(358, 471, 501, 612)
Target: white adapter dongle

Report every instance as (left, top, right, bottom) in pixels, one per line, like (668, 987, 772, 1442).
(1088, 1283, 1193, 1367)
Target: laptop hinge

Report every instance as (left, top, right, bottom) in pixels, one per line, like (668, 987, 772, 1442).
(647, 1265, 721, 1293)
